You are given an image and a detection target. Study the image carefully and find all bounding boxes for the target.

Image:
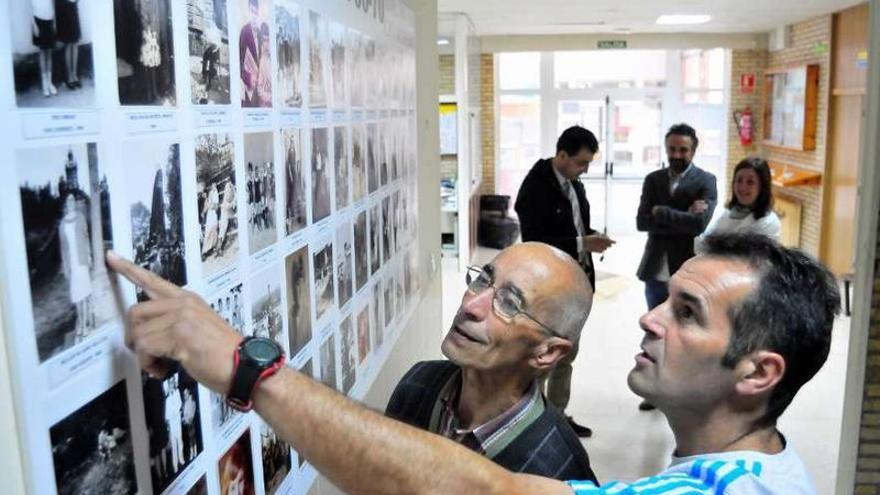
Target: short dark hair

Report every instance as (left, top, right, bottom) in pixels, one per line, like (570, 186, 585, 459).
(727, 157, 774, 219)
(665, 123, 699, 150)
(702, 233, 841, 428)
(556, 126, 599, 156)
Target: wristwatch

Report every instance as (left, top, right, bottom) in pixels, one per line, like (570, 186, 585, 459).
(226, 336, 286, 412)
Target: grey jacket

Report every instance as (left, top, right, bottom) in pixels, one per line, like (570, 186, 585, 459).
(636, 165, 717, 281)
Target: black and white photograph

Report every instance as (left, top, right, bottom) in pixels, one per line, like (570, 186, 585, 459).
(275, 0, 302, 107)
(196, 133, 239, 277)
(187, 0, 231, 104)
(210, 390, 239, 434)
(347, 29, 366, 108)
(218, 429, 256, 495)
(127, 141, 187, 302)
(18, 143, 117, 362)
(186, 475, 208, 495)
(334, 223, 353, 308)
(283, 128, 308, 235)
(142, 368, 203, 493)
(379, 121, 390, 186)
(307, 10, 327, 107)
(244, 132, 277, 254)
(9, 0, 95, 106)
(334, 126, 350, 210)
(250, 265, 286, 352)
(381, 195, 392, 263)
(50, 381, 137, 495)
(353, 210, 368, 291)
(209, 282, 248, 335)
(260, 422, 291, 495)
(366, 122, 379, 193)
(363, 37, 376, 108)
(329, 20, 345, 108)
(339, 314, 356, 395)
(312, 239, 335, 322)
(284, 246, 312, 357)
(311, 127, 332, 223)
(368, 204, 380, 275)
(356, 303, 370, 365)
(395, 267, 405, 321)
(239, 0, 271, 108)
(372, 287, 383, 350)
(319, 334, 337, 391)
(383, 275, 394, 327)
(114, 0, 176, 105)
(351, 124, 367, 202)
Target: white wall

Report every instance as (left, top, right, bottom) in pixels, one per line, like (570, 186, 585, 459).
(309, 0, 443, 491)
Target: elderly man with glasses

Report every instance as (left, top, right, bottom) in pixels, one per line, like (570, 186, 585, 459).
(384, 242, 598, 482)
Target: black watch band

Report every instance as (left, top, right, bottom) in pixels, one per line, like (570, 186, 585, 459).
(226, 337, 284, 411)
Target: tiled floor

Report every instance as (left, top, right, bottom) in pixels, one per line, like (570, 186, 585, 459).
(441, 235, 849, 494)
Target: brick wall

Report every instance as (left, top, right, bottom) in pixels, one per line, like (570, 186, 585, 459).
(480, 53, 495, 194)
(439, 54, 454, 95)
(727, 50, 768, 190)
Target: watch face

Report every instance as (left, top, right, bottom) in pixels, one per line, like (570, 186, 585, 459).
(242, 337, 283, 366)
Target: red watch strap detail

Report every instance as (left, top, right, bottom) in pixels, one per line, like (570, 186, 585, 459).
(227, 341, 285, 412)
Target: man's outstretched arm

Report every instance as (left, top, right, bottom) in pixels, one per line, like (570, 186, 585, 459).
(106, 251, 575, 495)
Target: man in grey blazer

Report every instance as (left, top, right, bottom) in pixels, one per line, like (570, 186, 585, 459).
(636, 125, 717, 408)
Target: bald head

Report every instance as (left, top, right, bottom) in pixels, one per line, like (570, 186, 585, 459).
(491, 242, 593, 341)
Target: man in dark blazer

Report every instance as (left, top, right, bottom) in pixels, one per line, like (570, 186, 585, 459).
(635, 123, 717, 410)
(514, 126, 614, 437)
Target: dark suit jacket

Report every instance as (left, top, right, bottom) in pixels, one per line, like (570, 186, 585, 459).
(636, 165, 717, 281)
(514, 158, 596, 289)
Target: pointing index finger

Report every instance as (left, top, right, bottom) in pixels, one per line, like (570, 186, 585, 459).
(106, 250, 183, 299)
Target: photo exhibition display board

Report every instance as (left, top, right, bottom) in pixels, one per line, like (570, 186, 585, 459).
(0, 0, 420, 493)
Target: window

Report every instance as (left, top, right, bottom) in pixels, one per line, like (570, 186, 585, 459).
(499, 52, 540, 90)
(682, 49, 725, 104)
(554, 50, 667, 89)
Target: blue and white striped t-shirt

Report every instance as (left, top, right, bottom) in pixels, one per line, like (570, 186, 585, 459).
(568, 443, 816, 494)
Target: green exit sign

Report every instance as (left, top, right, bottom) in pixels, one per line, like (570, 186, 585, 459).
(597, 40, 627, 49)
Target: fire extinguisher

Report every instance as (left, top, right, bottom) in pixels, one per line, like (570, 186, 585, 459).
(733, 107, 754, 147)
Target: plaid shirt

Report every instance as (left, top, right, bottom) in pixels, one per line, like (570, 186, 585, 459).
(434, 373, 542, 456)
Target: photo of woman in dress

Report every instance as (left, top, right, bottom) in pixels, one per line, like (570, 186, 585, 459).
(114, 0, 176, 105)
(195, 133, 239, 277)
(9, 0, 95, 106)
(17, 143, 118, 362)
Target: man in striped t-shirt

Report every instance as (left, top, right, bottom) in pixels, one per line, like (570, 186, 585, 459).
(112, 232, 838, 494)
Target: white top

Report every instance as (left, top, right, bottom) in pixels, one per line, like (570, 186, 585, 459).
(552, 165, 588, 264)
(569, 441, 816, 494)
(696, 207, 781, 253)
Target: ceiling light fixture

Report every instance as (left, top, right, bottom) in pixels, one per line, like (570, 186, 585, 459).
(656, 14, 711, 25)
(437, 38, 450, 46)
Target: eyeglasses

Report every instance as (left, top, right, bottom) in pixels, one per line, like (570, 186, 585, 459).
(465, 266, 562, 338)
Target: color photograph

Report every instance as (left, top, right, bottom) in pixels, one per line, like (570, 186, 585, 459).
(218, 429, 255, 495)
(238, 0, 271, 107)
(114, 0, 176, 105)
(17, 142, 118, 362)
